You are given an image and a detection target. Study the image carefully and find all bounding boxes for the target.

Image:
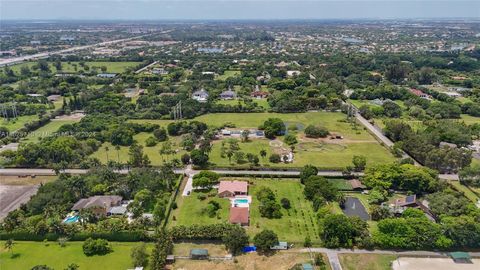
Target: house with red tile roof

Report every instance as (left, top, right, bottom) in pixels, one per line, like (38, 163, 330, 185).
(229, 207, 249, 226)
(218, 181, 248, 198)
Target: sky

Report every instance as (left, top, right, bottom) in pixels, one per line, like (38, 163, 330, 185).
(1, 0, 479, 21)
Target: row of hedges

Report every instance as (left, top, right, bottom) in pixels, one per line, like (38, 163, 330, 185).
(169, 223, 238, 240)
(0, 230, 151, 242)
(162, 174, 184, 228)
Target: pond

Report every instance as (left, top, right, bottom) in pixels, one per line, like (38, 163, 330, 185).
(342, 197, 370, 221)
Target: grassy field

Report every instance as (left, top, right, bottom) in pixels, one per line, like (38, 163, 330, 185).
(172, 251, 316, 270)
(0, 175, 56, 185)
(449, 181, 480, 203)
(248, 179, 320, 243)
(7, 61, 141, 74)
(339, 254, 397, 270)
(460, 114, 480, 125)
(0, 241, 147, 270)
(1, 115, 39, 132)
(90, 132, 187, 165)
(169, 191, 231, 227)
(129, 112, 396, 168)
(21, 119, 80, 143)
(216, 70, 241, 81)
(209, 138, 395, 169)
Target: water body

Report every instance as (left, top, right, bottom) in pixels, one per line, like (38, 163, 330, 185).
(342, 197, 370, 221)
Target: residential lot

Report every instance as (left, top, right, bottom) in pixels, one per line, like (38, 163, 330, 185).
(172, 251, 316, 270)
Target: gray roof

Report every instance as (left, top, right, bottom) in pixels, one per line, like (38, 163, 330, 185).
(108, 205, 127, 215)
(220, 90, 236, 97)
(72, 195, 122, 211)
(190, 249, 209, 256)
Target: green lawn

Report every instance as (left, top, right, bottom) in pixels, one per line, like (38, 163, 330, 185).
(460, 114, 480, 125)
(90, 132, 187, 165)
(216, 70, 241, 80)
(7, 61, 141, 75)
(248, 179, 320, 244)
(169, 192, 231, 227)
(339, 254, 396, 270)
(0, 241, 147, 270)
(449, 181, 480, 203)
(21, 119, 80, 143)
(1, 115, 39, 132)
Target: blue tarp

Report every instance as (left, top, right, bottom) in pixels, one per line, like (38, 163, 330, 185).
(242, 246, 257, 253)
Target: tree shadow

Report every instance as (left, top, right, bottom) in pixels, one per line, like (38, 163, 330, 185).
(10, 253, 21, 259)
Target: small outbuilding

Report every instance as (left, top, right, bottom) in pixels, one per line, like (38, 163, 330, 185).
(270, 241, 289, 250)
(190, 249, 209, 260)
(302, 263, 314, 270)
(450, 252, 472, 264)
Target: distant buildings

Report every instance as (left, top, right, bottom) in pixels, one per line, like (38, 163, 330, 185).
(219, 88, 236, 100)
(192, 89, 209, 102)
(410, 88, 431, 99)
(97, 73, 117, 78)
(152, 68, 169, 75)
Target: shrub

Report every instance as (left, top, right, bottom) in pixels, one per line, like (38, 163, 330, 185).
(269, 154, 281, 163)
(82, 238, 112, 256)
(145, 136, 157, 147)
(280, 198, 291, 209)
(153, 127, 168, 141)
(304, 125, 329, 138)
(253, 230, 278, 254)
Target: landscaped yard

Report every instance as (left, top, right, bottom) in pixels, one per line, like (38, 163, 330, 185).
(0, 241, 148, 270)
(168, 191, 230, 227)
(248, 179, 320, 244)
(169, 178, 319, 244)
(339, 253, 397, 270)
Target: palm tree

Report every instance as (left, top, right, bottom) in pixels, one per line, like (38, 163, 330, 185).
(104, 146, 110, 163)
(115, 145, 121, 163)
(260, 149, 267, 159)
(4, 239, 15, 257)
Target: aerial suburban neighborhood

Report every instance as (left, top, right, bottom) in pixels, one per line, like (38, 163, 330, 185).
(0, 1, 480, 270)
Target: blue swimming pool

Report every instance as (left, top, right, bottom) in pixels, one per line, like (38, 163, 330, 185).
(63, 215, 79, 224)
(234, 199, 249, 204)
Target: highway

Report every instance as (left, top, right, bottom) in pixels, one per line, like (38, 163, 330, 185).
(0, 36, 146, 67)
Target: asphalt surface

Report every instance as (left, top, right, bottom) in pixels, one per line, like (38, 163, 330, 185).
(0, 185, 39, 220)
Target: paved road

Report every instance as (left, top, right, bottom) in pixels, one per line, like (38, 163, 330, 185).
(0, 168, 457, 180)
(352, 104, 421, 166)
(0, 185, 39, 220)
(0, 168, 361, 177)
